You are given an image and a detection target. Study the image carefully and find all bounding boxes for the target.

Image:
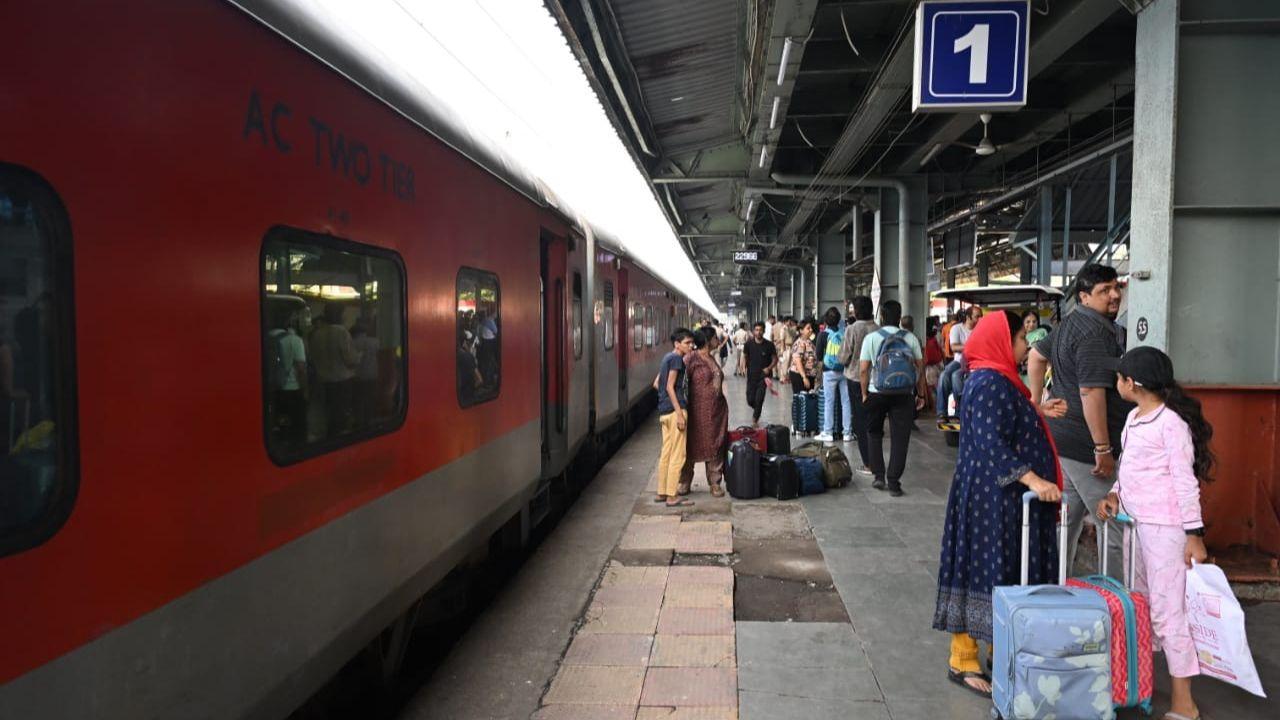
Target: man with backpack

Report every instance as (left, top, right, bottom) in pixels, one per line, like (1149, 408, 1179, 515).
(839, 296, 878, 474)
(815, 307, 851, 443)
(858, 300, 926, 496)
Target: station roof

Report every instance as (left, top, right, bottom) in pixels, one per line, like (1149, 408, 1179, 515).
(546, 0, 1138, 308)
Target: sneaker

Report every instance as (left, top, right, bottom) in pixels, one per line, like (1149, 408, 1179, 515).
(856, 467, 874, 477)
(872, 478, 887, 491)
(889, 485, 904, 497)
(814, 432, 835, 443)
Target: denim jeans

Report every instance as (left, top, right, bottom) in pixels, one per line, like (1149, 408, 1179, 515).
(935, 360, 963, 415)
(848, 381, 871, 467)
(822, 370, 852, 435)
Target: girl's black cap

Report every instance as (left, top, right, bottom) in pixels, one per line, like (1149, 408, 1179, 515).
(1100, 345, 1174, 388)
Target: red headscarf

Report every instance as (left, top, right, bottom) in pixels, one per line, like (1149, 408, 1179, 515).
(965, 312, 1064, 490)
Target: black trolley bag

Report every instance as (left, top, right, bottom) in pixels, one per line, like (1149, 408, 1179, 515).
(726, 438, 762, 499)
(760, 454, 800, 501)
(765, 424, 791, 456)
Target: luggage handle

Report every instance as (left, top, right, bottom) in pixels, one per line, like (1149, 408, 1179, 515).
(1022, 491, 1073, 587)
(1100, 512, 1138, 590)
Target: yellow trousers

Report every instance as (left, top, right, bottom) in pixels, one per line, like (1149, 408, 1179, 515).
(657, 412, 687, 497)
(950, 633, 982, 674)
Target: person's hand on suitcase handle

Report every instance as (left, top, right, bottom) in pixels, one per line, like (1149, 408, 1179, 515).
(1019, 471, 1061, 502)
(1096, 492, 1121, 521)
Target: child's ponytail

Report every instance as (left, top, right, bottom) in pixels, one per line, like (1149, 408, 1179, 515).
(1158, 382, 1217, 482)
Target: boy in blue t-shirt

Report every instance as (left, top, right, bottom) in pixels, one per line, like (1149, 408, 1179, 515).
(656, 328, 696, 506)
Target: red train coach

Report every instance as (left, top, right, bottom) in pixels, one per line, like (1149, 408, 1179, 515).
(0, 1, 699, 717)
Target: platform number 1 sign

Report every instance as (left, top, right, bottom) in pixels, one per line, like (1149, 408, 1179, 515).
(913, 1, 1029, 112)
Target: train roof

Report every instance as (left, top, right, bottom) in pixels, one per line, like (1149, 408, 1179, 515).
(933, 285, 1064, 306)
(226, 0, 695, 307)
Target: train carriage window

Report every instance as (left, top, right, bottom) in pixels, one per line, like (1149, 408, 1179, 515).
(261, 228, 407, 465)
(601, 280, 615, 350)
(456, 268, 501, 407)
(632, 302, 642, 351)
(572, 273, 583, 360)
(645, 305, 654, 347)
(0, 165, 78, 557)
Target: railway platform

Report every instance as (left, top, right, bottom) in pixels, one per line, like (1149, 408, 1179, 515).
(401, 375, 1279, 720)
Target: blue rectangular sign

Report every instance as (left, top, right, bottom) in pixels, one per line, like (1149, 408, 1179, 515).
(913, 0, 1030, 112)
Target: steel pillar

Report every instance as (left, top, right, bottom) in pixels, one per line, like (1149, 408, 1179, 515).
(1038, 185, 1054, 286)
(817, 234, 846, 319)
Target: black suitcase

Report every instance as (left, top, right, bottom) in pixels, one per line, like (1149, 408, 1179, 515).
(726, 438, 761, 499)
(765, 424, 790, 456)
(760, 454, 799, 501)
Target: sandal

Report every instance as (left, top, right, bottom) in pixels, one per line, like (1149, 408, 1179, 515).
(653, 495, 668, 503)
(710, 484, 725, 498)
(947, 669, 992, 699)
(665, 498, 695, 507)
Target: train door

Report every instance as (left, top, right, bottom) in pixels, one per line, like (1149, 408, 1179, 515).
(616, 267, 629, 422)
(540, 232, 569, 477)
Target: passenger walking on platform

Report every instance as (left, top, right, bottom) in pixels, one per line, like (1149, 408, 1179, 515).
(816, 307, 851, 443)
(655, 328, 696, 507)
(771, 316, 788, 380)
(742, 321, 777, 427)
(840, 296, 878, 473)
(679, 328, 730, 498)
(309, 303, 361, 439)
(936, 307, 980, 420)
(732, 322, 749, 376)
(1096, 346, 1213, 720)
(932, 310, 1067, 698)
(857, 300, 925, 496)
(1027, 264, 1132, 577)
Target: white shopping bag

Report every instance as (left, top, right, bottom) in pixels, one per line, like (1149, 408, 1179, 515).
(1184, 561, 1266, 697)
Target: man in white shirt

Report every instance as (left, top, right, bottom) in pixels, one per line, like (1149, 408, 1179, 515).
(270, 311, 308, 446)
(935, 306, 982, 419)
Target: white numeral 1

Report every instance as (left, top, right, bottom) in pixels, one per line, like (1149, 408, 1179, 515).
(954, 24, 990, 84)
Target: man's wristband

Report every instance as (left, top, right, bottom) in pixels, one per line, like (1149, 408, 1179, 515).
(1185, 527, 1206, 537)
(1093, 444, 1113, 455)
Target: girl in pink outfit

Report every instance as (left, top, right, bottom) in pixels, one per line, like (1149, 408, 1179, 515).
(1097, 346, 1215, 720)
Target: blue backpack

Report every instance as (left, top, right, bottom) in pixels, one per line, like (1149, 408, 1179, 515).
(872, 329, 917, 394)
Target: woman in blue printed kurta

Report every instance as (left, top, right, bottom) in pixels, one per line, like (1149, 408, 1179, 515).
(932, 310, 1066, 698)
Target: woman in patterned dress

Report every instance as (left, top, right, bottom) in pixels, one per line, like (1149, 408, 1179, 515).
(678, 327, 730, 497)
(932, 310, 1067, 698)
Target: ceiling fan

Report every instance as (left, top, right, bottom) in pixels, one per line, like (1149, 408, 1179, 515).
(955, 113, 1000, 156)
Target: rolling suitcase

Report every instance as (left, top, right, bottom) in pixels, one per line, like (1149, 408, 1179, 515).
(759, 454, 799, 501)
(793, 390, 819, 435)
(793, 456, 825, 496)
(727, 425, 767, 453)
(765, 424, 791, 456)
(1066, 515, 1155, 715)
(726, 438, 761, 499)
(992, 492, 1113, 720)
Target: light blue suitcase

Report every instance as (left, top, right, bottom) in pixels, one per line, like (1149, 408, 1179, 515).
(991, 492, 1114, 720)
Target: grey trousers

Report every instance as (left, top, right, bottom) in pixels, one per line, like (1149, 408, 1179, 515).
(1060, 457, 1124, 579)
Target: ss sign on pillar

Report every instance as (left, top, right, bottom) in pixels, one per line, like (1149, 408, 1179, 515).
(912, 1, 1030, 112)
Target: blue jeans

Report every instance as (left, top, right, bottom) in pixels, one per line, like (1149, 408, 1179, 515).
(936, 360, 964, 416)
(822, 370, 852, 436)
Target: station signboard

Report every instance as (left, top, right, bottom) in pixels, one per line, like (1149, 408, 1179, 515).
(733, 250, 759, 263)
(765, 286, 777, 298)
(912, 0, 1029, 112)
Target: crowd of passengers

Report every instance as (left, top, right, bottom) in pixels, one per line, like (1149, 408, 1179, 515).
(652, 264, 1218, 720)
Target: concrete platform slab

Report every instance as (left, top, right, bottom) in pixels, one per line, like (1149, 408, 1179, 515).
(592, 585, 666, 610)
(656, 607, 735, 636)
(735, 622, 867, 670)
(639, 667, 737, 707)
(635, 708, 737, 720)
(600, 564, 670, 588)
(563, 634, 654, 667)
(650, 635, 736, 668)
(532, 705, 639, 720)
(661, 582, 734, 609)
(581, 605, 662, 635)
(738, 692, 891, 720)
(666, 566, 734, 589)
(543, 666, 646, 706)
(732, 575, 850, 623)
